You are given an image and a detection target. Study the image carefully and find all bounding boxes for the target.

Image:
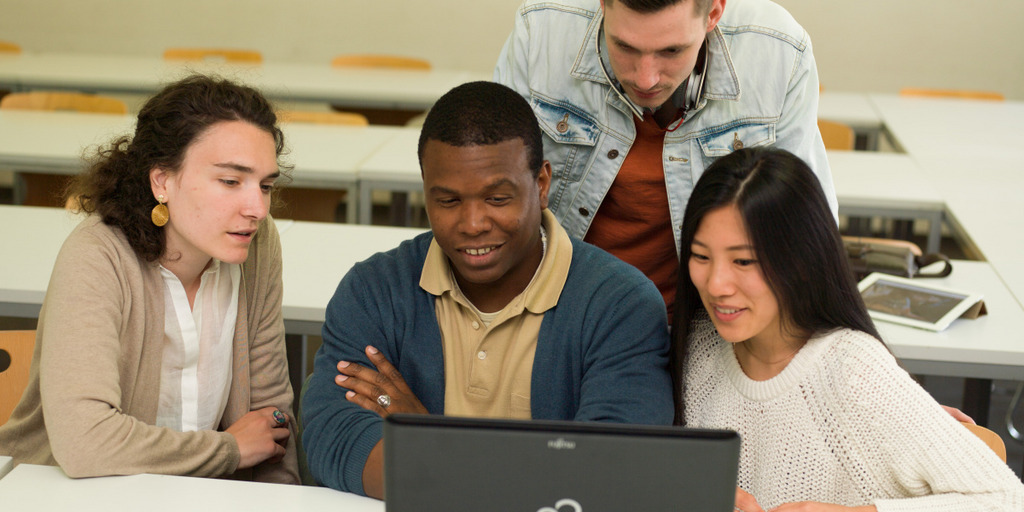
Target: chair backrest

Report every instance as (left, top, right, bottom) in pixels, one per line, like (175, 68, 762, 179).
(0, 330, 36, 425)
(163, 47, 263, 63)
(278, 109, 369, 126)
(961, 421, 1006, 462)
(331, 54, 431, 70)
(0, 41, 21, 54)
(900, 88, 1004, 102)
(818, 119, 855, 151)
(0, 91, 127, 114)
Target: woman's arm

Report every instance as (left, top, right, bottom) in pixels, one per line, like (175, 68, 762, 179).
(40, 225, 239, 478)
(240, 218, 300, 484)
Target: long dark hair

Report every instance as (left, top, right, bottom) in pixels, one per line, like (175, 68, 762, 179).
(68, 74, 288, 262)
(670, 147, 881, 425)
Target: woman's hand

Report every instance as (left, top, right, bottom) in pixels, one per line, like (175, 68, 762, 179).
(226, 406, 291, 469)
(335, 345, 428, 417)
(735, 487, 765, 512)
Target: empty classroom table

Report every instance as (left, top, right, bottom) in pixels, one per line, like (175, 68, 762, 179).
(0, 52, 482, 110)
(355, 128, 422, 224)
(818, 91, 885, 149)
(0, 464, 383, 511)
(827, 150, 946, 254)
(0, 110, 404, 221)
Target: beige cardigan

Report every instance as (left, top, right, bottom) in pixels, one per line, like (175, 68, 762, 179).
(0, 215, 299, 484)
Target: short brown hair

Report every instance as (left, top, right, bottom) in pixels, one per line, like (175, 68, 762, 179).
(605, 0, 713, 16)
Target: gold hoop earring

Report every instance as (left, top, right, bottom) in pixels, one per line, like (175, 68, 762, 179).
(151, 195, 169, 227)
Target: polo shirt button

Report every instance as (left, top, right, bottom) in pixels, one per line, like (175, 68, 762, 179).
(578, 207, 590, 217)
(472, 321, 480, 330)
(477, 351, 487, 360)
(607, 149, 619, 159)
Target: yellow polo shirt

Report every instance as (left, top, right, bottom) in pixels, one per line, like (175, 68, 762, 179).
(419, 209, 572, 418)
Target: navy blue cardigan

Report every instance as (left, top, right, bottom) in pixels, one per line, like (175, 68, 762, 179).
(302, 232, 672, 494)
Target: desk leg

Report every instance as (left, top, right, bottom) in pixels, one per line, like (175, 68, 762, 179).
(963, 378, 992, 427)
(389, 192, 411, 226)
(285, 334, 308, 409)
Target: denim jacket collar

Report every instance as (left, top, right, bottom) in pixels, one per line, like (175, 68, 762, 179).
(569, 10, 741, 114)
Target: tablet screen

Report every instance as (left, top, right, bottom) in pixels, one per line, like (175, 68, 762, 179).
(861, 279, 967, 324)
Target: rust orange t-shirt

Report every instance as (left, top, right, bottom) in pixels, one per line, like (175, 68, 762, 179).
(584, 112, 678, 320)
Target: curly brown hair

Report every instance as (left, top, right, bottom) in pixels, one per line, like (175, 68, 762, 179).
(67, 74, 289, 262)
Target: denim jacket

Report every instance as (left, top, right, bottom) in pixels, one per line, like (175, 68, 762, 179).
(495, 0, 836, 256)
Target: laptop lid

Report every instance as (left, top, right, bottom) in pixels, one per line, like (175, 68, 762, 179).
(383, 414, 740, 512)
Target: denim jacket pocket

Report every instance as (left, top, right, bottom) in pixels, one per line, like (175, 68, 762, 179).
(697, 122, 776, 158)
(532, 97, 599, 183)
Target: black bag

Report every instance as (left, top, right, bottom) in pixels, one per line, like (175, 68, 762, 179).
(844, 239, 953, 281)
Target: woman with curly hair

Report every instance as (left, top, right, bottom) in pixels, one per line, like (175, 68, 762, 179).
(0, 75, 298, 484)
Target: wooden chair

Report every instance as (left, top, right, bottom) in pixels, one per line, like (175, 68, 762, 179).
(818, 119, 855, 151)
(0, 91, 128, 114)
(0, 92, 128, 207)
(961, 421, 1007, 463)
(900, 88, 1005, 102)
(330, 54, 431, 71)
(278, 109, 368, 126)
(0, 330, 35, 425)
(163, 48, 263, 64)
(0, 41, 21, 54)
(329, 54, 431, 126)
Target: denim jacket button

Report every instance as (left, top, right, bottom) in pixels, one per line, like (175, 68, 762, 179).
(578, 207, 590, 217)
(607, 149, 619, 159)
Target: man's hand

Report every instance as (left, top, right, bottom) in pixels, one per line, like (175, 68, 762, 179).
(335, 345, 428, 417)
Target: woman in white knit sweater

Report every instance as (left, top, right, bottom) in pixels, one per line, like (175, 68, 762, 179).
(671, 147, 1024, 512)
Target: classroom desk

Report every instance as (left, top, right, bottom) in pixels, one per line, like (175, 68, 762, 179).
(827, 150, 946, 253)
(870, 94, 1024, 309)
(280, 220, 427, 335)
(0, 52, 481, 110)
(356, 129, 423, 224)
(879, 260, 1024, 381)
(0, 464, 383, 511)
(0, 110, 404, 221)
(0, 456, 13, 480)
(818, 91, 885, 149)
(0, 205, 423, 335)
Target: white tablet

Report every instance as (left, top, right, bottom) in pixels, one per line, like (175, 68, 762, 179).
(858, 273, 984, 331)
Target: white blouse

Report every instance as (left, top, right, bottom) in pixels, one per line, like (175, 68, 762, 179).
(156, 260, 240, 432)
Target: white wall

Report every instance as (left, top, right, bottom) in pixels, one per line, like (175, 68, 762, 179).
(1, 0, 1022, 99)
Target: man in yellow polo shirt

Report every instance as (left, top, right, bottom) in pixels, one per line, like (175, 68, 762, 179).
(302, 81, 672, 498)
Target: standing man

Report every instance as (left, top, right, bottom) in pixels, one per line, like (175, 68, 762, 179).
(301, 81, 672, 498)
(495, 0, 836, 316)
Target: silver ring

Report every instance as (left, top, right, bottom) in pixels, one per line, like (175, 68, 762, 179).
(376, 394, 392, 409)
(272, 409, 286, 425)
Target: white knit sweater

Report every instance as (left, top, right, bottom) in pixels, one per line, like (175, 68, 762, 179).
(683, 316, 1024, 511)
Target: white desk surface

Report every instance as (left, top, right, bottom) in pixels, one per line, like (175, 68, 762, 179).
(0, 110, 134, 173)
(0, 456, 13, 480)
(818, 91, 883, 130)
(0, 464, 383, 511)
(280, 220, 427, 331)
(828, 150, 944, 212)
(879, 260, 1024, 380)
(0, 110, 401, 190)
(0, 205, 85, 317)
(0, 52, 482, 110)
(356, 128, 422, 183)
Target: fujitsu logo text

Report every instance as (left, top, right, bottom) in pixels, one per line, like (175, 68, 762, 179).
(546, 438, 575, 449)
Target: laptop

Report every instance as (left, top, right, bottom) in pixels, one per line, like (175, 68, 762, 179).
(383, 414, 740, 512)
